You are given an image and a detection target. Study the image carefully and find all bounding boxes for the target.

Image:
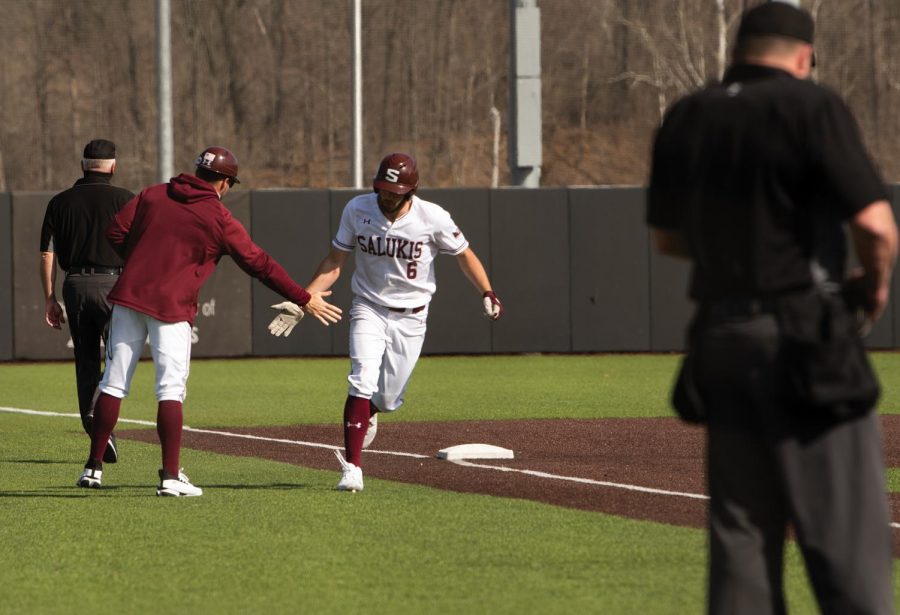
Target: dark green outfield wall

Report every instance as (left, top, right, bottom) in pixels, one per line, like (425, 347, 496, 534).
(6, 186, 897, 359)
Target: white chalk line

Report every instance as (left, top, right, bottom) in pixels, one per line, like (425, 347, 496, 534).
(0, 406, 703, 498)
(0, 406, 425, 457)
(448, 458, 708, 499)
(3, 406, 899, 529)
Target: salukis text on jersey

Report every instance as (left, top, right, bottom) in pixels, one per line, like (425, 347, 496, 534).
(356, 235, 424, 260)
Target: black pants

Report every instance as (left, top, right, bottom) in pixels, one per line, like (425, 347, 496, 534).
(693, 312, 894, 615)
(62, 273, 118, 435)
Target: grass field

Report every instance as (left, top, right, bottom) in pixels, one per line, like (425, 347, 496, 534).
(2, 353, 898, 614)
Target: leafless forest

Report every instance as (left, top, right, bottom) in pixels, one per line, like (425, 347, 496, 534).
(1, 0, 898, 192)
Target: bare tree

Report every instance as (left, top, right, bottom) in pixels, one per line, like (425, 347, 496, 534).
(0, 0, 897, 191)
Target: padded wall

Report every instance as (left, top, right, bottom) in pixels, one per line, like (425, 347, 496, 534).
(12, 192, 69, 360)
(418, 188, 493, 354)
(570, 187, 650, 351)
(648, 248, 693, 352)
(8, 185, 900, 360)
(250, 190, 333, 356)
(0, 193, 11, 360)
(490, 188, 570, 352)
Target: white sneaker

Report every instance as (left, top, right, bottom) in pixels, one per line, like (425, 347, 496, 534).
(157, 469, 203, 497)
(334, 450, 364, 492)
(362, 413, 378, 449)
(76, 466, 102, 488)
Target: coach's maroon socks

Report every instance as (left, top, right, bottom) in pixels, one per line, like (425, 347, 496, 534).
(157, 400, 183, 475)
(343, 396, 370, 466)
(88, 393, 121, 464)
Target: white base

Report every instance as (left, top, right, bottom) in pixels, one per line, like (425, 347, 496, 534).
(436, 443, 514, 461)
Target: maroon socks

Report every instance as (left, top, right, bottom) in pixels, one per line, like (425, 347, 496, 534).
(157, 400, 184, 476)
(86, 394, 184, 476)
(343, 395, 371, 466)
(88, 393, 121, 465)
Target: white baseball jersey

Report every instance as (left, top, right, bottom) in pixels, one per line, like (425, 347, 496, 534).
(333, 193, 469, 308)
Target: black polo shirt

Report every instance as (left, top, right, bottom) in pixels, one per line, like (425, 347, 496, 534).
(647, 64, 887, 301)
(40, 172, 134, 271)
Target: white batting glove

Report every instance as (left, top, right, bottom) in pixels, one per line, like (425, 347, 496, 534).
(268, 302, 304, 337)
(482, 291, 504, 320)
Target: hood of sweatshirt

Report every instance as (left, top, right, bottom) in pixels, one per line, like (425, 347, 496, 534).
(167, 173, 221, 204)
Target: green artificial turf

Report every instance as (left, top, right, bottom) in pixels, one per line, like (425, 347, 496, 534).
(1, 354, 898, 614)
(0, 353, 682, 427)
(4, 352, 899, 428)
(887, 469, 900, 493)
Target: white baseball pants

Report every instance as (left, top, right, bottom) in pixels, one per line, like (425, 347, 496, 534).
(99, 305, 192, 402)
(347, 297, 427, 411)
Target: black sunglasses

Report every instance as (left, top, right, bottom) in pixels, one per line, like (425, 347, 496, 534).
(226, 177, 236, 188)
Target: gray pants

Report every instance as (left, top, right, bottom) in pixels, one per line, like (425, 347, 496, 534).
(694, 313, 894, 615)
(62, 273, 118, 435)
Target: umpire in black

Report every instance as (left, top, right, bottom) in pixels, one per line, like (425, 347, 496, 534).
(40, 139, 134, 463)
(647, 3, 896, 614)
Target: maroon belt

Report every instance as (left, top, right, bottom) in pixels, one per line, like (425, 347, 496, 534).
(387, 305, 425, 314)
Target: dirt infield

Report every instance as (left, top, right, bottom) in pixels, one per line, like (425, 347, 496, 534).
(122, 415, 900, 552)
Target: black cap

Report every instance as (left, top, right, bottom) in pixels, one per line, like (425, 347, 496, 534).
(83, 139, 116, 160)
(737, 2, 815, 44)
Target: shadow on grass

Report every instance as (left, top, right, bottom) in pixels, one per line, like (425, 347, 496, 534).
(0, 483, 311, 497)
(0, 492, 88, 498)
(201, 483, 309, 490)
(0, 484, 166, 498)
(0, 487, 129, 498)
(1, 459, 73, 465)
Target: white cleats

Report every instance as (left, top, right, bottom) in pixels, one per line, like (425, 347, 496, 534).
(76, 466, 102, 488)
(157, 469, 203, 497)
(334, 450, 364, 492)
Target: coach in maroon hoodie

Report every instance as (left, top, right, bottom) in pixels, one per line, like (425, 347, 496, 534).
(76, 146, 341, 497)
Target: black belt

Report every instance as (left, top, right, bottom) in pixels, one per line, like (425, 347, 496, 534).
(702, 297, 776, 320)
(388, 305, 425, 314)
(67, 266, 122, 276)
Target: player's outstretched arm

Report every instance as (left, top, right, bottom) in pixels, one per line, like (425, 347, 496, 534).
(307, 246, 349, 294)
(455, 248, 503, 320)
(267, 246, 347, 334)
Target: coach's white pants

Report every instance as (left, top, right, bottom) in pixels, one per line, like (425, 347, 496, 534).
(347, 297, 427, 412)
(99, 305, 192, 402)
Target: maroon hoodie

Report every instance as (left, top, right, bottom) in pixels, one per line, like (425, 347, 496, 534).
(106, 173, 310, 324)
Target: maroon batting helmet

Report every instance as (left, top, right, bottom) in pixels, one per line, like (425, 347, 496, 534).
(373, 153, 418, 195)
(195, 146, 240, 184)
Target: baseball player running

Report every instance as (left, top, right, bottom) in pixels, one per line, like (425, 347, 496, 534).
(78, 146, 342, 497)
(270, 153, 502, 492)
